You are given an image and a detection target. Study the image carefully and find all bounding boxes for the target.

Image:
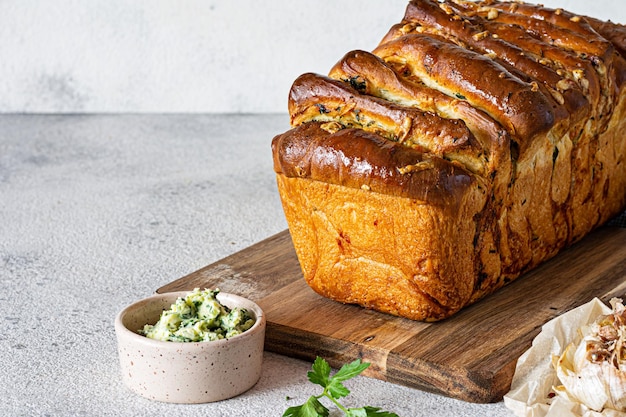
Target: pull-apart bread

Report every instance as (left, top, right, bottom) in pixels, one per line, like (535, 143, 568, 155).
(272, 0, 626, 321)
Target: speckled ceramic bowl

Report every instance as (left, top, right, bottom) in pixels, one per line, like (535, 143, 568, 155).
(114, 291, 266, 403)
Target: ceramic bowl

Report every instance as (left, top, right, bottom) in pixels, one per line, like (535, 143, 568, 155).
(114, 291, 266, 403)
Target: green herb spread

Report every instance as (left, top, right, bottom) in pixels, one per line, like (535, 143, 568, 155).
(140, 288, 255, 342)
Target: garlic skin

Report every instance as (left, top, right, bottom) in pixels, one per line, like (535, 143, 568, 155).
(553, 299, 626, 413)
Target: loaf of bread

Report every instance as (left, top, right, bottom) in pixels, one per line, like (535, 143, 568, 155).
(271, 0, 626, 321)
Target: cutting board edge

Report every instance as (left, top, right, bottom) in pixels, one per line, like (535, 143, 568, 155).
(264, 321, 395, 382)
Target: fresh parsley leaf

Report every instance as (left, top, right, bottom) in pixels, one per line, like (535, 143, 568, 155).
(326, 378, 351, 400)
(283, 396, 329, 417)
(284, 357, 400, 417)
(333, 359, 371, 382)
(326, 359, 369, 399)
(349, 406, 399, 417)
(308, 356, 332, 388)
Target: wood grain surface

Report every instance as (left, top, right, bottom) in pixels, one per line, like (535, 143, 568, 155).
(157, 226, 626, 403)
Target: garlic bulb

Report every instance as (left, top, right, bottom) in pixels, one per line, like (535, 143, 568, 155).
(553, 298, 626, 412)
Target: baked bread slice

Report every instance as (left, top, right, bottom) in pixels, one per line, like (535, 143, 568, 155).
(272, 0, 626, 321)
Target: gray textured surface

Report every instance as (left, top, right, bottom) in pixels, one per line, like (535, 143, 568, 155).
(0, 114, 512, 416)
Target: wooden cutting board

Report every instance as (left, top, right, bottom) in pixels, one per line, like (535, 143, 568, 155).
(157, 226, 626, 403)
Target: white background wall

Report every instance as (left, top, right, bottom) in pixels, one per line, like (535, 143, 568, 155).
(1, 0, 625, 114)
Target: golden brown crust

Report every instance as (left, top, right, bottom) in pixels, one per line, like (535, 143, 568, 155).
(461, 0, 624, 125)
(585, 17, 626, 88)
(392, 0, 589, 128)
(275, 173, 487, 321)
(327, 49, 510, 177)
(587, 18, 626, 58)
(272, 0, 626, 321)
(373, 32, 556, 142)
(481, 1, 614, 61)
(288, 72, 481, 160)
(272, 121, 480, 206)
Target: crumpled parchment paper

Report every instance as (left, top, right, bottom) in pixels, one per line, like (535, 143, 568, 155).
(503, 297, 626, 417)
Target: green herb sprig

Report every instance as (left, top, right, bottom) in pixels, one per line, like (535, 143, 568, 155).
(283, 357, 399, 417)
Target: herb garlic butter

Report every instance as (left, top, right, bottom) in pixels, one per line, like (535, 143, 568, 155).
(140, 288, 255, 342)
